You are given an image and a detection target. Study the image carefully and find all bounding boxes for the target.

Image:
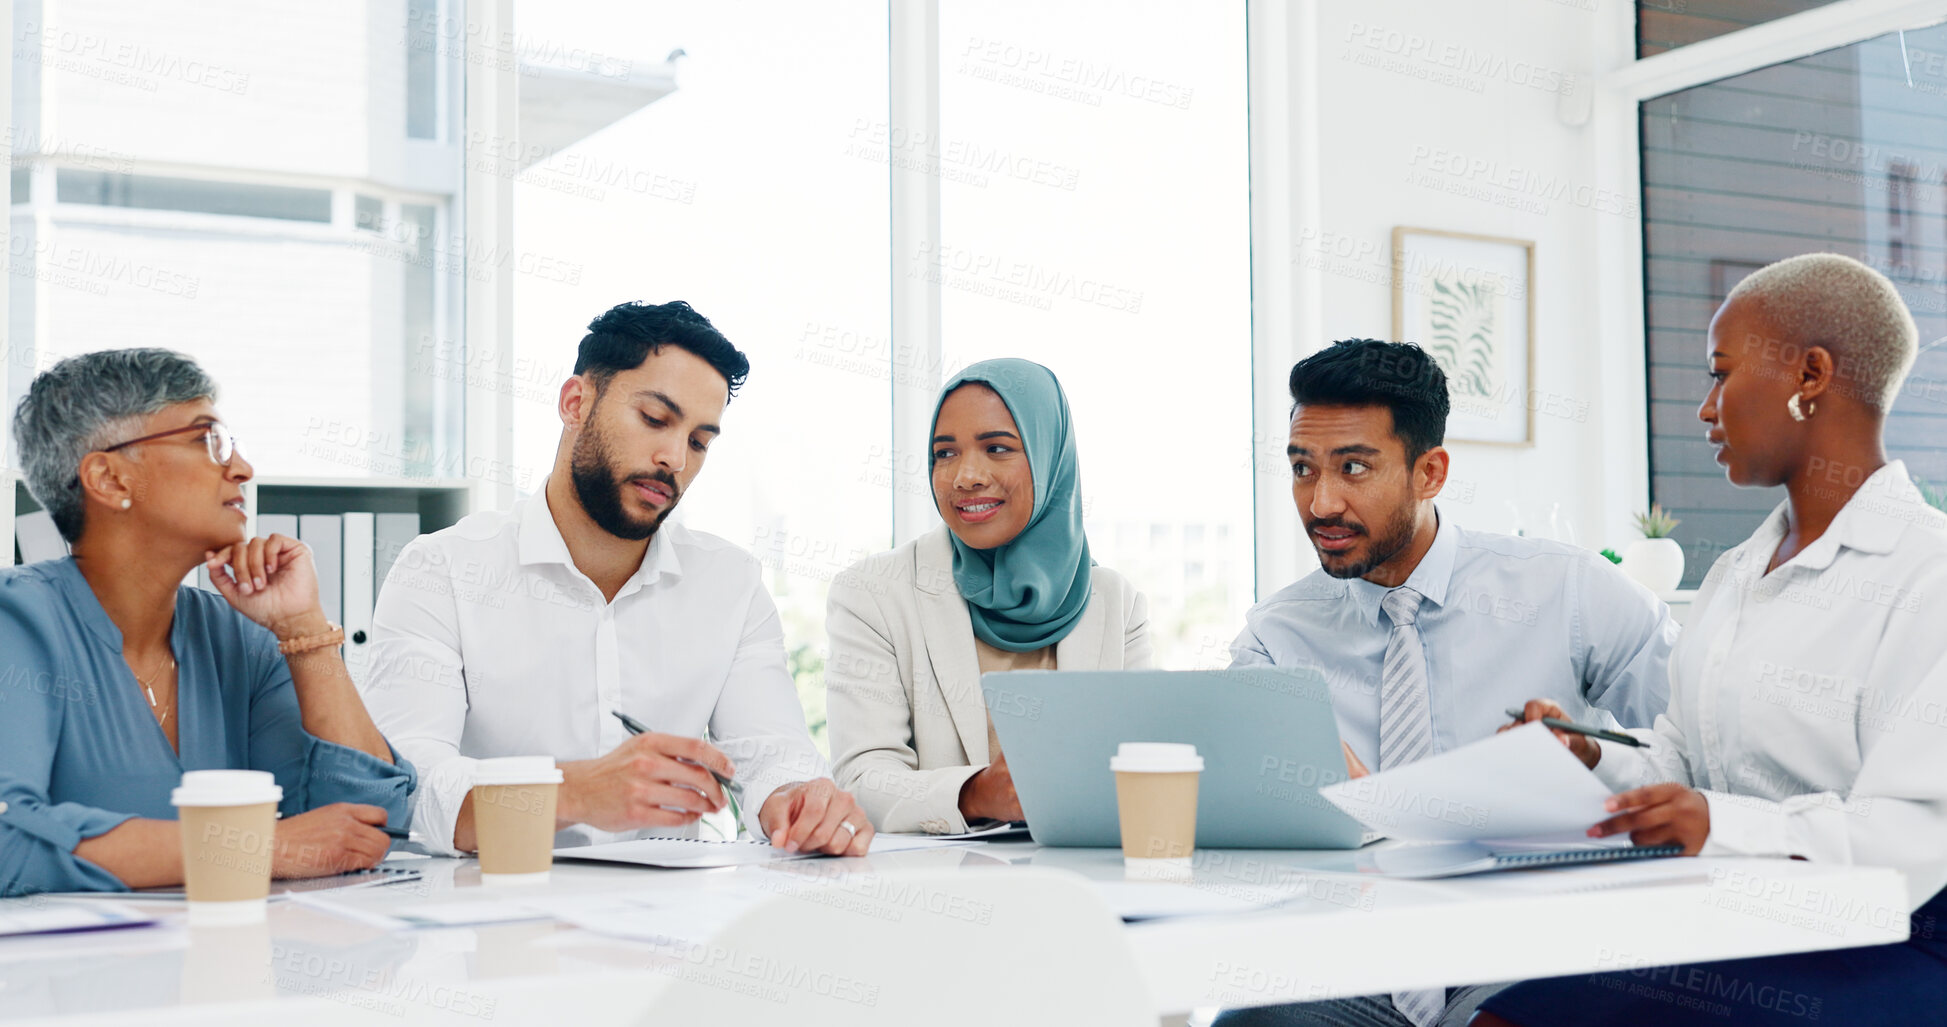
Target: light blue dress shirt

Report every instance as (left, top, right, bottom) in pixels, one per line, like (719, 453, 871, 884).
(1231, 511, 1677, 769)
(0, 558, 416, 896)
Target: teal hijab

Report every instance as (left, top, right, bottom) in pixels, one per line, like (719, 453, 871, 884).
(932, 358, 1092, 652)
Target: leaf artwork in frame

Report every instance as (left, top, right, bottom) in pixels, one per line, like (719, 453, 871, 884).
(1392, 227, 1534, 445)
(1426, 274, 1500, 400)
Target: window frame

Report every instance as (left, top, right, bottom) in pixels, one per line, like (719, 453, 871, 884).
(25, 0, 1895, 586)
(0, 0, 1280, 582)
(1, 30, 11, 566)
(1606, 0, 1947, 553)
(0, 2, 480, 565)
(888, 0, 945, 547)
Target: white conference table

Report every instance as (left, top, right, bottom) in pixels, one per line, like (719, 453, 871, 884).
(1, 841, 1911, 1025)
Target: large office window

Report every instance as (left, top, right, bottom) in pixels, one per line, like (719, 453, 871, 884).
(1637, 0, 1845, 58)
(508, 1, 1251, 746)
(935, 0, 1254, 670)
(1643, 23, 1947, 585)
(6, 0, 466, 482)
(509, 2, 892, 748)
(2, 2, 1254, 741)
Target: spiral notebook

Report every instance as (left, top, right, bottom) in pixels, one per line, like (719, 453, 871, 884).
(1358, 838, 1683, 879)
(554, 838, 811, 869)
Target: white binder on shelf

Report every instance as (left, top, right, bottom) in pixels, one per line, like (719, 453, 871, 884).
(215, 512, 299, 593)
(14, 510, 68, 564)
(257, 513, 300, 541)
(341, 512, 375, 683)
(298, 514, 343, 625)
(374, 512, 421, 595)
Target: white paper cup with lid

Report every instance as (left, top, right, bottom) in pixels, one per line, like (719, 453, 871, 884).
(470, 757, 565, 884)
(1110, 743, 1203, 872)
(172, 770, 283, 925)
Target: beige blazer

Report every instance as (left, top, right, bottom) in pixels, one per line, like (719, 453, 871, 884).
(827, 526, 1152, 834)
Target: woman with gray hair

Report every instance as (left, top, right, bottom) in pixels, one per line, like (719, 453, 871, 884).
(1, 349, 415, 896)
(1480, 253, 1947, 1026)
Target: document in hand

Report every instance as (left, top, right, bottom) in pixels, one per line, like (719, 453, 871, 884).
(1317, 724, 1677, 877)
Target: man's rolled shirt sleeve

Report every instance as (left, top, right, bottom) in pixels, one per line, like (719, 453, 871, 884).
(361, 538, 474, 854)
(1572, 552, 1678, 730)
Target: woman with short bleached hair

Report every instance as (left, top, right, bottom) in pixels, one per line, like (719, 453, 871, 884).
(1478, 253, 1947, 1027)
(1, 348, 414, 896)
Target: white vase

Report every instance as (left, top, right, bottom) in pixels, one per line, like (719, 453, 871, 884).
(1623, 537, 1685, 594)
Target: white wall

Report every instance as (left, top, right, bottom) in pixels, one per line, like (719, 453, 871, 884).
(1266, 0, 1644, 562)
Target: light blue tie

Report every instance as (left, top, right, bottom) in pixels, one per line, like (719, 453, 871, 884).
(1378, 587, 1434, 770)
(1380, 586, 1444, 1027)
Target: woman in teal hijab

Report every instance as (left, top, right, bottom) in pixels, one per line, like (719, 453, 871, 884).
(934, 359, 1093, 652)
(825, 358, 1153, 834)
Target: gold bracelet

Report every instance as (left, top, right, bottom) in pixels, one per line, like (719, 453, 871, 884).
(278, 623, 345, 656)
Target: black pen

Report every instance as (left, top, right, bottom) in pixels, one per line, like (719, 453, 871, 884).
(1505, 707, 1649, 748)
(283, 809, 410, 841)
(611, 710, 745, 802)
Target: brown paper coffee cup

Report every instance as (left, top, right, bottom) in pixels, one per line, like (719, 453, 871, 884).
(172, 771, 283, 925)
(471, 756, 564, 883)
(1110, 743, 1203, 868)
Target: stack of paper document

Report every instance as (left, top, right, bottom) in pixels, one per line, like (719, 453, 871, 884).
(289, 895, 556, 931)
(539, 888, 768, 949)
(0, 898, 153, 937)
(553, 833, 975, 870)
(1318, 724, 1680, 878)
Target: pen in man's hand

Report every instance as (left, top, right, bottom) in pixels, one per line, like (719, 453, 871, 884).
(1504, 707, 1648, 748)
(610, 710, 745, 800)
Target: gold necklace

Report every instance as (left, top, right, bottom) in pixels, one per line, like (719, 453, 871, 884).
(135, 652, 178, 725)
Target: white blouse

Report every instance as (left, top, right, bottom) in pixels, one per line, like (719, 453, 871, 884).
(1594, 461, 1947, 908)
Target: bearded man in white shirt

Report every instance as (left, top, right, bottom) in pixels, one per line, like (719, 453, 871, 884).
(362, 300, 873, 858)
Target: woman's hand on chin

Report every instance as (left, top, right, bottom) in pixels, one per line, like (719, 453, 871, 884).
(204, 534, 329, 638)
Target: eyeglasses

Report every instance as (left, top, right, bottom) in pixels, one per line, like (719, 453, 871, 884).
(98, 421, 245, 468)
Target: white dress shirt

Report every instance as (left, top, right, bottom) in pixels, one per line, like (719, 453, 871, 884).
(1593, 461, 1947, 909)
(360, 490, 828, 855)
(1232, 508, 1677, 768)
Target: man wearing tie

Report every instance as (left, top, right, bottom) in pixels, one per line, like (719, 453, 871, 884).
(1215, 339, 1679, 1027)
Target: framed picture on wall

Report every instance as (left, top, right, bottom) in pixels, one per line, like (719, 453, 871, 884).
(1391, 227, 1536, 446)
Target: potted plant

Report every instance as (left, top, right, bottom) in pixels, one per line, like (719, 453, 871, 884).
(1622, 505, 1684, 593)
(1919, 478, 1947, 515)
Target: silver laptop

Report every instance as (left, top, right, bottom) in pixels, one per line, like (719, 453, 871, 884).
(981, 667, 1366, 849)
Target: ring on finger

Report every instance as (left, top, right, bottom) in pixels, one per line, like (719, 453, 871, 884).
(837, 820, 859, 838)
